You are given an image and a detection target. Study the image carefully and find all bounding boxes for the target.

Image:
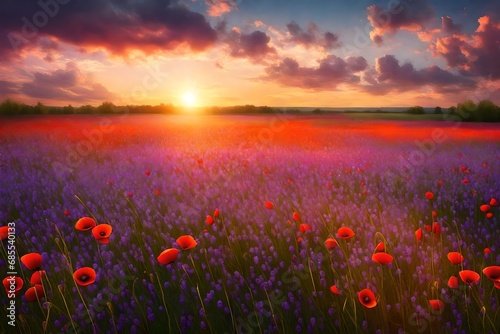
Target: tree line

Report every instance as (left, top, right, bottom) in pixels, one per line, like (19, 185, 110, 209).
(1, 98, 500, 122)
(406, 100, 500, 122)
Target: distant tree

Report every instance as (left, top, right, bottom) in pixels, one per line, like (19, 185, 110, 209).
(62, 104, 75, 114)
(97, 101, 116, 114)
(0, 99, 23, 115)
(407, 106, 425, 114)
(434, 106, 442, 114)
(77, 104, 95, 114)
(312, 108, 322, 114)
(33, 102, 48, 114)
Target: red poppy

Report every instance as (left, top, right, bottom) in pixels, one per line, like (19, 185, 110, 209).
(432, 222, 441, 236)
(480, 204, 491, 212)
(108, 179, 114, 185)
(21, 253, 42, 270)
(29, 270, 47, 285)
(2, 276, 23, 294)
(462, 179, 470, 184)
(425, 192, 434, 200)
(330, 285, 340, 295)
(490, 198, 499, 206)
(415, 228, 422, 241)
(157, 248, 179, 265)
(447, 252, 465, 265)
(214, 209, 220, 218)
(429, 299, 445, 311)
(486, 213, 493, 219)
(299, 224, 311, 233)
(75, 217, 96, 231)
(358, 288, 377, 308)
(325, 238, 338, 250)
(73, 267, 97, 286)
(292, 212, 301, 221)
(375, 242, 385, 253)
(64, 210, 70, 216)
(91, 224, 113, 244)
(327, 182, 332, 189)
(437, 180, 443, 186)
(297, 237, 303, 243)
(206, 215, 214, 226)
(25, 284, 44, 302)
(127, 192, 134, 198)
(337, 227, 354, 239)
(0, 226, 8, 240)
(145, 170, 151, 176)
(176, 235, 197, 250)
(432, 211, 437, 217)
(484, 248, 491, 255)
(459, 270, 480, 284)
(425, 225, 431, 233)
(448, 276, 459, 289)
(482, 266, 500, 282)
(264, 201, 274, 209)
(197, 159, 203, 164)
(495, 281, 500, 289)
(372, 252, 393, 265)
(154, 189, 161, 196)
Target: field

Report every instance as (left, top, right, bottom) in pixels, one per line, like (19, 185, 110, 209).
(1, 114, 500, 334)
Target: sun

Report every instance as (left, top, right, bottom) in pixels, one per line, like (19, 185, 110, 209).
(182, 92, 196, 107)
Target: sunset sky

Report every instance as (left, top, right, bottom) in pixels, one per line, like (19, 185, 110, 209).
(0, 0, 499, 108)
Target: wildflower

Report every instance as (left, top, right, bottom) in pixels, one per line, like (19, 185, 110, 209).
(375, 242, 385, 253)
(480, 205, 490, 212)
(337, 227, 354, 239)
(482, 266, 500, 282)
(292, 212, 301, 221)
(429, 299, 445, 311)
(330, 285, 340, 295)
(425, 192, 434, 200)
(448, 276, 459, 289)
(447, 252, 465, 265)
(459, 270, 480, 284)
(21, 253, 43, 270)
(264, 201, 274, 209)
(30, 270, 47, 285)
(73, 267, 97, 286)
(206, 215, 214, 226)
(91, 224, 113, 244)
(415, 228, 422, 241)
(372, 253, 393, 265)
(25, 284, 44, 302)
(358, 289, 377, 308)
(157, 248, 179, 265)
(299, 224, 311, 233)
(176, 235, 197, 250)
(325, 238, 338, 250)
(75, 217, 96, 231)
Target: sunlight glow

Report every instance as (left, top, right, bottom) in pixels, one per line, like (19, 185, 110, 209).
(182, 92, 196, 107)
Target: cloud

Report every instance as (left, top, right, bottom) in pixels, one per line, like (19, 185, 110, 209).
(19, 63, 114, 103)
(0, 0, 217, 59)
(286, 21, 341, 50)
(265, 55, 367, 89)
(441, 16, 462, 34)
(367, 0, 434, 45)
(224, 29, 276, 62)
(362, 55, 476, 94)
(206, 0, 238, 17)
(0, 80, 19, 97)
(430, 16, 500, 79)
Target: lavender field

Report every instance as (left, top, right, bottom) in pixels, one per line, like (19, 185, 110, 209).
(1, 115, 500, 334)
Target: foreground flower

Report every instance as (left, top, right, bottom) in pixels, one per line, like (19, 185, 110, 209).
(495, 281, 500, 289)
(459, 270, 480, 284)
(214, 209, 220, 218)
(75, 217, 97, 231)
(490, 198, 499, 206)
(92, 224, 113, 244)
(337, 227, 354, 239)
(292, 212, 301, 221)
(176, 235, 197, 250)
(25, 285, 44, 302)
(3, 276, 23, 294)
(0, 226, 8, 240)
(480, 204, 491, 213)
(264, 201, 274, 209)
(415, 228, 422, 241)
(372, 252, 393, 265)
(482, 266, 500, 282)
(29, 270, 47, 285)
(425, 192, 434, 200)
(330, 285, 340, 295)
(448, 276, 459, 289)
(299, 224, 311, 233)
(429, 299, 445, 311)
(375, 242, 385, 252)
(157, 248, 179, 265)
(73, 267, 97, 286)
(358, 289, 377, 308)
(205, 215, 214, 226)
(325, 238, 338, 250)
(484, 248, 491, 255)
(447, 252, 465, 265)
(21, 253, 42, 270)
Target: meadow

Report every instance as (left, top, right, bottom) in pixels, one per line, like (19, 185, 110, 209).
(1, 113, 499, 334)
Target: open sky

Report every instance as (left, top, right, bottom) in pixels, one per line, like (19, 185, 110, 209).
(0, 0, 499, 107)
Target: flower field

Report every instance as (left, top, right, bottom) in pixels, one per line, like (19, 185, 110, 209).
(1, 114, 499, 334)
